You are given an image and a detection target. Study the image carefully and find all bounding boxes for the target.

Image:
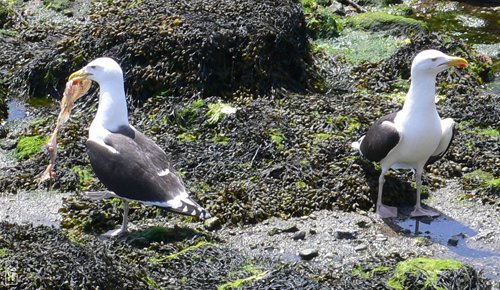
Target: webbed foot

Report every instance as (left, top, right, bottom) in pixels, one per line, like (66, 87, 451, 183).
(410, 206, 440, 217)
(100, 228, 128, 239)
(377, 204, 398, 218)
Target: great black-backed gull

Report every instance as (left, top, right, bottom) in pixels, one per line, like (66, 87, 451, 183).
(352, 49, 467, 218)
(69, 57, 211, 237)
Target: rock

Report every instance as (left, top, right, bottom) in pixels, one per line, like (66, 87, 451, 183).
(356, 220, 369, 228)
(293, 231, 306, 240)
(268, 228, 281, 236)
(309, 228, 317, 235)
(282, 224, 300, 233)
(298, 248, 319, 261)
(204, 216, 221, 231)
(354, 244, 368, 251)
(335, 231, 357, 240)
(448, 238, 459, 246)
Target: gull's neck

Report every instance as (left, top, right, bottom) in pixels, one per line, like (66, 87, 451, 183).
(402, 72, 438, 113)
(91, 78, 129, 133)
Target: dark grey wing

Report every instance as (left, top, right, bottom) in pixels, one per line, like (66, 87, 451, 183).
(360, 112, 400, 162)
(86, 126, 209, 219)
(426, 122, 456, 165)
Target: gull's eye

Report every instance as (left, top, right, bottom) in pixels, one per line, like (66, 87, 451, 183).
(431, 58, 438, 62)
(89, 65, 97, 69)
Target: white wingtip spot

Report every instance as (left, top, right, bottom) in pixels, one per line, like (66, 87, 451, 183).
(182, 206, 188, 213)
(158, 168, 170, 177)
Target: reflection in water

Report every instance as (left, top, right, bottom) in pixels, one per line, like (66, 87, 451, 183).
(390, 211, 500, 280)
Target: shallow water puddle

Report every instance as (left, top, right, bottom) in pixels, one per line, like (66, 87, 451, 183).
(392, 212, 500, 280)
(6, 99, 27, 121)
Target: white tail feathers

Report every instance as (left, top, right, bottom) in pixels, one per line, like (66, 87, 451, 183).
(351, 136, 364, 151)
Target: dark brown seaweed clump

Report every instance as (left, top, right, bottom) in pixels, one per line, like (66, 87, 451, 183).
(11, 0, 309, 102)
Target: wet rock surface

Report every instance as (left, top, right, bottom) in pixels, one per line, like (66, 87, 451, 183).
(0, 0, 498, 288)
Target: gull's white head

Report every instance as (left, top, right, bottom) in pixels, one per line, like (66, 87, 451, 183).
(69, 57, 123, 86)
(411, 49, 468, 77)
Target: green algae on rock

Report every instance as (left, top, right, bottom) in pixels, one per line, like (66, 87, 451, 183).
(14, 135, 48, 160)
(388, 257, 463, 290)
(345, 12, 427, 35)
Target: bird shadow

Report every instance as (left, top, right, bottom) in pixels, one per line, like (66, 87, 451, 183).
(383, 208, 500, 259)
(121, 225, 215, 248)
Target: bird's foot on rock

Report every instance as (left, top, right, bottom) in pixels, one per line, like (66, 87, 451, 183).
(410, 206, 440, 218)
(377, 204, 398, 218)
(100, 228, 128, 239)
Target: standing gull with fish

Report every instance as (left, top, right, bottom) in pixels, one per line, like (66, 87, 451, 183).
(44, 57, 210, 237)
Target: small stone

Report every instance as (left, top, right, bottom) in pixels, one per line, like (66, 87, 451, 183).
(354, 244, 368, 251)
(448, 238, 459, 246)
(324, 252, 336, 259)
(204, 217, 221, 231)
(249, 243, 257, 249)
(335, 231, 357, 240)
(309, 228, 317, 235)
(356, 221, 369, 228)
(293, 231, 306, 240)
(298, 248, 319, 260)
(268, 228, 281, 236)
(282, 224, 299, 233)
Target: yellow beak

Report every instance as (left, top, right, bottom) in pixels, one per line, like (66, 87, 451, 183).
(68, 69, 92, 81)
(446, 57, 468, 68)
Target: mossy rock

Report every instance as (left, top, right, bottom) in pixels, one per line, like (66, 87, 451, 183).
(345, 12, 427, 35)
(462, 169, 499, 198)
(388, 257, 463, 290)
(301, 0, 343, 39)
(43, 0, 75, 12)
(14, 0, 310, 101)
(14, 135, 48, 160)
(315, 29, 410, 64)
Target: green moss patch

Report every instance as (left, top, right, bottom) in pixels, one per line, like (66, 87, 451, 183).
(150, 241, 217, 263)
(345, 12, 427, 33)
(463, 170, 500, 192)
(352, 265, 391, 279)
(71, 166, 95, 189)
(388, 257, 463, 290)
(43, 0, 74, 12)
(315, 30, 409, 64)
(218, 263, 268, 290)
(207, 102, 237, 125)
(14, 135, 48, 160)
(0, 248, 8, 258)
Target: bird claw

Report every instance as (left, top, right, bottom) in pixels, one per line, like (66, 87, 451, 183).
(410, 206, 440, 217)
(377, 204, 398, 218)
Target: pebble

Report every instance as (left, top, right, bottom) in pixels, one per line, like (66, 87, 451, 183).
(298, 248, 319, 261)
(204, 216, 221, 231)
(448, 237, 459, 246)
(335, 231, 357, 240)
(282, 224, 299, 233)
(354, 244, 368, 251)
(356, 220, 369, 228)
(293, 231, 306, 240)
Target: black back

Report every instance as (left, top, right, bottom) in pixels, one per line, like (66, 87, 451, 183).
(86, 125, 185, 203)
(360, 112, 400, 162)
